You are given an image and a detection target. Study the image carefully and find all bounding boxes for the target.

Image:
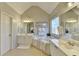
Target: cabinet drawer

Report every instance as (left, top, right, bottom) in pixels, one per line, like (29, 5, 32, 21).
(53, 45, 66, 56)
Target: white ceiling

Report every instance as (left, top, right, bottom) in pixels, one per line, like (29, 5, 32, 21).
(6, 2, 59, 15)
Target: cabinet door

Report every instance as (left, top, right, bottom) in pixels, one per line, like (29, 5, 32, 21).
(50, 42, 55, 55)
(50, 42, 66, 56)
(32, 39, 37, 47)
(40, 41, 45, 51)
(32, 39, 40, 48)
(53, 45, 66, 56)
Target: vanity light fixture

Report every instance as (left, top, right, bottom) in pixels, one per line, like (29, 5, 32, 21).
(23, 20, 32, 23)
(66, 20, 77, 23)
(43, 23, 47, 26)
(68, 2, 73, 7)
(66, 18, 77, 23)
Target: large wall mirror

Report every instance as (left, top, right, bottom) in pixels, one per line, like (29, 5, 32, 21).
(60, 7, 79, 40)
(27, 22, 34, 33)
(17, 22, 34, 34)
(23, 22, 34, 33)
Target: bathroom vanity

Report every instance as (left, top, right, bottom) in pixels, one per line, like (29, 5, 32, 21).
(16, 34, 79, 56)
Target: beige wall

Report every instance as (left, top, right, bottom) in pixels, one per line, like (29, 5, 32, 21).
(0, 3, 21, 55)
(21, 6, 50, 34)
(21, 6, 49, 22)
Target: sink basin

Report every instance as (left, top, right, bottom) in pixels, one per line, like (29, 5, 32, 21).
(59, 39, 79, 49)
(63, 43, 73, 49)
(59, 39, 79, 56)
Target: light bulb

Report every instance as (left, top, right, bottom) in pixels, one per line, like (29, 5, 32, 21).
(68, 2, 73, 7)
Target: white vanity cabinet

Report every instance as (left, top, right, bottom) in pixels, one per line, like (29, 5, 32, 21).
(50, 41, 66, 56)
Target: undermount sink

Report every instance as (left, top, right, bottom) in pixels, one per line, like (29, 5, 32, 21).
(60, 39, 79, 50)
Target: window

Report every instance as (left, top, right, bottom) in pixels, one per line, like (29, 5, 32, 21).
(51, 17, 59, 35)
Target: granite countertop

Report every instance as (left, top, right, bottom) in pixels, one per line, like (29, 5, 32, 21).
(50, 39, 79, 56)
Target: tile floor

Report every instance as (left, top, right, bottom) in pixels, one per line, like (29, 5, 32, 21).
(4, 46, 47, 56)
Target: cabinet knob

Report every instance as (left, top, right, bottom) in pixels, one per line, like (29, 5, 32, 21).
(54, 45, 58, 48)
(73, 55, 76, 56)
(9, 34, 11, 36)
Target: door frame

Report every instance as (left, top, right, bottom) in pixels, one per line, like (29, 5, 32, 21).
(2, 11, 13, 50)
